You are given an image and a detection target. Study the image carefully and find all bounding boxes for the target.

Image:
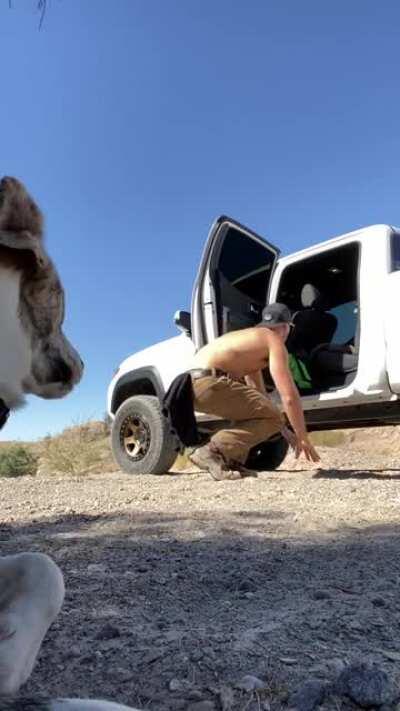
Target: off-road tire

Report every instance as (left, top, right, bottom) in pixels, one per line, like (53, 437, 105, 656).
(111, 395, 178, 475)
(246, 435, 289, 471)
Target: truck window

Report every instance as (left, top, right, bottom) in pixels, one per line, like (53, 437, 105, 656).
(217, 228, 275, 304)
(391, 232, 400, 272)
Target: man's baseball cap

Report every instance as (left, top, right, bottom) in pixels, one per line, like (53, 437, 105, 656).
(259, 302, 294, 328)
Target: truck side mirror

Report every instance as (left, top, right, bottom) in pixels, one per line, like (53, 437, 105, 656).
(174, 310, 192, 337)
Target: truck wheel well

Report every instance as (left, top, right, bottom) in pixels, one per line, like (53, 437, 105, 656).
(113, 378, 158, 413)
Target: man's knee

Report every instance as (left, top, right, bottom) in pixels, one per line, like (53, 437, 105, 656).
(257, 405, 283, 431)
(253, 414, 282, 440)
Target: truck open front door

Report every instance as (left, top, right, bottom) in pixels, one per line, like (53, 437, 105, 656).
(191, 215, 280, 350)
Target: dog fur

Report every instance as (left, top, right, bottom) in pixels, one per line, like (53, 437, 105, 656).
(0, 554, 140, 710)
(0, 179, 138, 709)
(0, 176, 83, 411)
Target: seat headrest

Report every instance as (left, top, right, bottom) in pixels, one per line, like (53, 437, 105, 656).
(301, 283, 324, 308)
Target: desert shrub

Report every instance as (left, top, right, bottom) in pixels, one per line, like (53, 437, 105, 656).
(0, 445, 39, 478)
(39, 420, 115, 475)
(102, 412, 112, 435)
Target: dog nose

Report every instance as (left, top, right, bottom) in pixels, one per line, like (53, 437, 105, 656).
(51, 359, 73, 384)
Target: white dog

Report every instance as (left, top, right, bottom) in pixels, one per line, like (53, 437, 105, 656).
(0, 179, 139, 710)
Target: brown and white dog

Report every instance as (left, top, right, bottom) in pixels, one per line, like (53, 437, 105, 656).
(0, 179, 138, 709)
(0, 176, 83, 414)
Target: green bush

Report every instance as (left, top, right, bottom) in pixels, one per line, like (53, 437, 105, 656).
(0, 445, 39, 478)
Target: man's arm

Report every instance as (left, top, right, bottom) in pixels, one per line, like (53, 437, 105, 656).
(268, 333, 320, 462)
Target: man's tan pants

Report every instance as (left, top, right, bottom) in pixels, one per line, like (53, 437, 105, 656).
(192, 375, 283, 464)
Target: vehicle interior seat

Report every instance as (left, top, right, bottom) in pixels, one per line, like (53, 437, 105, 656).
(287, 283, 338, 357)
(309, 314, 359, 389)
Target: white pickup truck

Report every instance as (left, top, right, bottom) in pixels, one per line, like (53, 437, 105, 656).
(107, 215, 400, 475)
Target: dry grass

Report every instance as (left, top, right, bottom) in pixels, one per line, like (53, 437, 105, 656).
(36, 420, 118, 476)
(310, 429, 347, 447)
(1, 418, 181, 477)
(0, 419, 395, 478)
(171, 451, 192, 471)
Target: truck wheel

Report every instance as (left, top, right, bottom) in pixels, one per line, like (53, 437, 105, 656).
(111, 395, 179, 475)
(245, 435, 289, 471)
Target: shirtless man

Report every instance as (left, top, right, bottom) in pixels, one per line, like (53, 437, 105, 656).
(189, 302, 320, 480)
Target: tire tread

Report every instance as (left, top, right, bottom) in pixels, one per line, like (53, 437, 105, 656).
(111, 395, 178, 475)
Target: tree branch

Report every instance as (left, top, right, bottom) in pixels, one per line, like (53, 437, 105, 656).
(37, 0, 47, 30)
(8, 1, 49, 30)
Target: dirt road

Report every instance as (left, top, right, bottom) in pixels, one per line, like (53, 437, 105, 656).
(1, 443, 400, 710)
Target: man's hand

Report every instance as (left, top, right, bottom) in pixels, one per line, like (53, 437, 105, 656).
(297, 436, 320, 462)
(281, 426, 299, 456)
(281, 426, 320, 463)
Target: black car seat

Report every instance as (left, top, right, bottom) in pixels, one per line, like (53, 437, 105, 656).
(309, 307, 360, 389)
(287, 283, 338, 357)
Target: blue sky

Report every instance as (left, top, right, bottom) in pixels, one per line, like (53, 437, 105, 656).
(1, 0, 400, 440)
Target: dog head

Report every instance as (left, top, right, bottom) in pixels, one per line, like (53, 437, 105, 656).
(0, 176, 83, 411)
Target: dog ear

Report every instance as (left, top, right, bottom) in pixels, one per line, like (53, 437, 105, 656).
(0, 177, 43, 238)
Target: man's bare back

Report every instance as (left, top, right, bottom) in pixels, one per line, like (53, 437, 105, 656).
(192, 326, 280, 377)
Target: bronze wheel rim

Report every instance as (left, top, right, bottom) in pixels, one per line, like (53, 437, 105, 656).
(120, 414, 151, 461)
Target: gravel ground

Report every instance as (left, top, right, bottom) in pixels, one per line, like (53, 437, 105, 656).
(2, 444, 400, 710)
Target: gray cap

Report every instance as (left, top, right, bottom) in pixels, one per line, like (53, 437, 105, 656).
(259, 302, 293, 328)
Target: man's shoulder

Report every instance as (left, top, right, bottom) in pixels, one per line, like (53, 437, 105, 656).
(264, 329, 288, 356)
(248, 324, 274, 341)
(226, 326, 263, 340)
(238, 325, 271, 343)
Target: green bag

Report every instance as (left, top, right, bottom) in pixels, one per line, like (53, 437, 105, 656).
(288, 353, 313, 390)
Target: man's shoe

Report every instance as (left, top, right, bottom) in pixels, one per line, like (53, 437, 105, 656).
(189, 445, 242, 481)
(229, 461, 258, 478)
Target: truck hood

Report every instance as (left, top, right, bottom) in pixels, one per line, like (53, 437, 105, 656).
(116, 335, 195, 378)
(107, 334, 196, 417)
